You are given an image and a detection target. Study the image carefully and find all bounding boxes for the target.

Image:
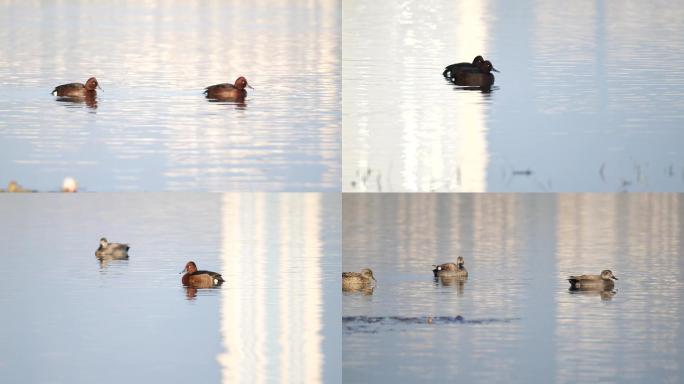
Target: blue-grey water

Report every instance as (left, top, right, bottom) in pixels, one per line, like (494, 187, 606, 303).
(343, 0, 684, 192)
(0, 1, 339, 191)
(0, 193, 340, 383)
(343, 193, 684, 383)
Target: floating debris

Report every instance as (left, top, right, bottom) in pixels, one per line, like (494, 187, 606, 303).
(61, 177, 78, 192)
(0, 181, 35, 193)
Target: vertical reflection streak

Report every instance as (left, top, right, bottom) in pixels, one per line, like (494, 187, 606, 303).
(452, 0, 488, 191)
(218, 193, 323, 383)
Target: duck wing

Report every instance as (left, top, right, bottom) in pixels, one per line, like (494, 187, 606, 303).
(192, 270, 225, 283)
(443, 62, 476, 77)
(343, 272, 361, 278)
(434, 263, 458, 271)
(204, 83, 235, 94)
(52, 82, 84, 95)
(111, 243, 129, 251)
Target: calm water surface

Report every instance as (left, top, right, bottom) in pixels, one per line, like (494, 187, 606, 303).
(343, 0, 684, 192)
(0, 193, 340, 383)
(343, 194, 684, 383)
(0, 1, 339, 191)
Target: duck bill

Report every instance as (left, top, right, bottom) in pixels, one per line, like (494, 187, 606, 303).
(612, 276, 618, 280)
(179, 268, 186, 274)
(247, 84, 254, 90)
(491, 67, 500, 73)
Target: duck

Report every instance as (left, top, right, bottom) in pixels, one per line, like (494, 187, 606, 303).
(433, 256, 468, 278)
(342, 268, 377, 291)
(204, 76, 252, 101)
(181, 261, 225, 287)
(451, 60, 498, 87)
(443, 55, 484, 78)
(568, 270, 618, 290)
(95, 237, 129, 258)
(52, 77, 101, 97)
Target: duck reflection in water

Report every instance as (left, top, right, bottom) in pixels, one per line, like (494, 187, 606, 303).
(569, 289, 617, 301)
(56, 94, 97, 108)
(184, 286, 222, 300)
(434, 276, 467, 295)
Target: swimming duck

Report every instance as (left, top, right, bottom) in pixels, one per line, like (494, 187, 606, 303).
(433, 256, 468, 278)
(181, 261, 225, 287)
(95, 237, 129, 258)
(342, 268, 377, 291)
(451, 60, 498, 87)
(568, 270, 618, 290)
(52, 77, 101, 97)
(443, 55, 484, 78)
(204, 76, 252, 101)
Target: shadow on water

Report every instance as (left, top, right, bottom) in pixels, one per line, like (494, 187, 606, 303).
(343, 316, 520, 334)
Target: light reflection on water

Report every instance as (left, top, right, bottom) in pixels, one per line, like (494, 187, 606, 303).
(0, 193, 340, 383)
(343, 0, 684, 192)
(343, 193, 684, 383)
(0, 1, 340, 191)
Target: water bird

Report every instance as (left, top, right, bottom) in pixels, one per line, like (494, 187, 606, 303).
(451, 60, 498, 87)
(443, 55, 484, 78)
(433, 256, 468, 278)
(52, 77, 101, 97)
(95, 237, 130, 258)
(568, 269, 618, 290)
(342, 268, 377, 291)
(181, 261, 225, 287)
(204, 76, 252, 101)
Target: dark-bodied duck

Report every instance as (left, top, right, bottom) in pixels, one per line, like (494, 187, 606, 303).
(342, 268, 377, 292)
(433, 256, 468, 278)
(451, 60, 498, 87)
(52, 77, 101, 97)
(568, 270, 618, 290)
(443, 55, 484, 78)
(95, 237, 129, 258)
(181, 261, 225, 288)
(204, 76, 252, 101)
